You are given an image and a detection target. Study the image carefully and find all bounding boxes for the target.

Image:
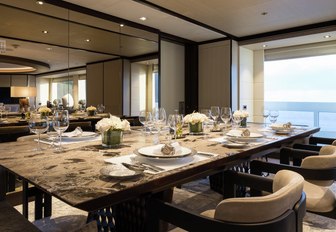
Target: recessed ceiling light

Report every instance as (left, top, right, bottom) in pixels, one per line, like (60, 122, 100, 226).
(120, 24, 124, 27)
(85, 39, 90, 42)
(261, 12, 268, 16)
(139, 17, 147, 21)
(324, 35, 331, 39)
(262, 44, 268, 48)
(36, 1, 44, 5)
(46, 47, 52, 51)
(42, 30, 48, 34)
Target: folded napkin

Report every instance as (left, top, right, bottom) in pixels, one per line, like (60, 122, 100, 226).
(227, 129, 243, 137)
(62, 127, 83, 137)
(152, 142, 182, 155)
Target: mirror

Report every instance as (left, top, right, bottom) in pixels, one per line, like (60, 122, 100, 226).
(0, 0, 159, 112)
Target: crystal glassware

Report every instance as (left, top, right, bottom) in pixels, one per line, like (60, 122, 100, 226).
(28, 112, 49, 152)
(53, 110, 69, 152)
(139, 110, 152, 134)
(269, 110, 279, 124)
(220, 107, 232, 130)
(200, 109, 211, 138)
(210, 106, 220, 130)
(263, 109, 270, 127)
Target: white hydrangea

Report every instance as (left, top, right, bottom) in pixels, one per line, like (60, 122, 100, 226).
(38, 106, 51, 113)
(86, 105, 97, 111)
(95, 114, 130, 132)
(183, 112, 208, 125)
(233, 110, 249, 118)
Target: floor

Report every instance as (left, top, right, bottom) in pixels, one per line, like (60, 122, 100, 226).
(15, 178, 336, 232)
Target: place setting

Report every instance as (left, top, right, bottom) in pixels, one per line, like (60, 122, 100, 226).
(103, 141, 217, 177)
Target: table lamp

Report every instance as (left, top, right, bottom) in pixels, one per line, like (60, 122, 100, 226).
(10, 86, 36, 112)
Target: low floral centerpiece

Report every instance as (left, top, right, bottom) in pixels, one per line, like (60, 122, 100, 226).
(86, 105, 97, 116)
(233, 110, 249, 127)
(38, 106, 52, 117)
(183, 112, 208, 134)
(95, 115, 130, 148)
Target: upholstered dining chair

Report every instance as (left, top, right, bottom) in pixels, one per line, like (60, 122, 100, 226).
(146, 170, 306, 232)
(250, 145, 336, 219)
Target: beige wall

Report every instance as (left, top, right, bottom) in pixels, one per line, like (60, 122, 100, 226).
(239, 47, 254, 120)
(199, 40, 231, 110)
(131, 63, 147, 116)
(160, 40, 185, 115)
(86, 62, 104, 107)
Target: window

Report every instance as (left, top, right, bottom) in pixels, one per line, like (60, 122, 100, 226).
(264, 54, 336, 130)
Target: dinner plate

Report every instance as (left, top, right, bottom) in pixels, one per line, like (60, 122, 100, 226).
(135, 144, 196, 159)
(226, 131, 263, 142)
(62, 131, 98, 140)
(274, 129, 292, 135)
(223, 142, 248, 148)
(100, 165, 142, 179)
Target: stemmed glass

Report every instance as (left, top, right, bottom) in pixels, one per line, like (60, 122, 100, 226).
(263, 109, 270, 127)
(28, 112, 49, 152)
(53, 110, 69, 152)
(220, 107, 232, 131)
(168, 114, 183, 140)
(269, 110, 279, 124)
(233, 114, 242, 129)
(210, 106, 220, 130)
(139, 110, 152, 134)
(152, 107, 167, 133)
(200, 109, 211, 138)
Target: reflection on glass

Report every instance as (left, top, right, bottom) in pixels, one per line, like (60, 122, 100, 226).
(29, 112, 49, 152)
(53, 110, 69, 153)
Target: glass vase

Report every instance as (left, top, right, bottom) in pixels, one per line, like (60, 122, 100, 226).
(240, 117, 247, 128)
(87, 110, 96, 116)
(189, 122, 203, 135)
(101, 130, 123, 148)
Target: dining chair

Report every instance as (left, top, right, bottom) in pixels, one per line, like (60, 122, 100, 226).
(66, 121, 92, 132)
(250, 145, 336, 219)
(146, 170, 306, 232)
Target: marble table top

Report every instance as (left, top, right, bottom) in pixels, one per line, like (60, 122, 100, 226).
(0, 123, 319, 211)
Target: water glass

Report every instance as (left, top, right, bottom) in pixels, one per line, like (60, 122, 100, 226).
(53, 110, 69, 152)
(233, 115, 242, 129)
(210, 106, 220, 129)
(220, 107, 232, 130)
(168, 114, 183, 140)
(269, 110, 279, 124)
(139, 110, 152, 134)
(200, 109, 211, 138)
(28, 112, 49, 152)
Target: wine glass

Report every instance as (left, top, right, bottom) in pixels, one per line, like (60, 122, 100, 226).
(139, 111, 153, 134)
(232, 114, 242, 129)
(210, 106, 220, 130)
(28, 112, 49, 152)
(168, 114, 182, 140)
(263, 109, 270, 127)
(269, 110, 279, 124)
(53, 110, 69, 152)
(152, 107, 167, 134)
(200, 109, 211, 138)
(220, 107, 232, 130)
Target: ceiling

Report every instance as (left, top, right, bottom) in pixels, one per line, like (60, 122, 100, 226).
(1, 0, 336, 75)
(65, 0, 336, 46)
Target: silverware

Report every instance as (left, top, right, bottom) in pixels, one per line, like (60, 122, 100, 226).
(197, 152, 217, 157)
(136, 162, 164, 172)
(121, 162, 145, 172)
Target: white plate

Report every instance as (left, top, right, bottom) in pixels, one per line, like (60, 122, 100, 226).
(226, 131, 263, 142)
(223, 142, 248, 148)
(99, 165, 142, 179)
(62, 131, 98, 140)
(274, 129, 292, 135)
(136, 144, 196, 159)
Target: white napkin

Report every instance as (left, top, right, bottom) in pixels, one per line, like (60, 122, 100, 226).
(152, 142, 182, 155)
(227, 129, 243, 136)
(63, 127, 83, 137)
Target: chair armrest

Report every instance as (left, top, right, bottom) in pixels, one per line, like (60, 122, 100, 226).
(292, 144, 322, 151)
(222, 170, 273, 198)
(280, 147, 319, 166)
(250, 160, 336, 180)
(146, 197, 296, 232)
(309, 136, 335, 145)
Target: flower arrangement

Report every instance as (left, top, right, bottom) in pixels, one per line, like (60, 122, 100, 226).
(233, 110, 249, 118)
(38, 106, 52, 115)
(86, 106, 97, 111)
(183, 112, 208, 125)
(96, 115, 130, 132)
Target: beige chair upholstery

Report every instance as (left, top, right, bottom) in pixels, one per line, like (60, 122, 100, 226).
(201, 170, 304, 223)
(300, 145, 336, 213)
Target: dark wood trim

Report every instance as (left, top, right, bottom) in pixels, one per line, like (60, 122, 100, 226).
(184, 43, 198, 114)
(197, 37, 230, 45)
(133, 0, 237, 40)
(159, 32, 196, 46)
(129, 52, 159, 63)
(35, 66, 86, 78)
(44, 0, 160, 34)
(238, 20, 336, 42)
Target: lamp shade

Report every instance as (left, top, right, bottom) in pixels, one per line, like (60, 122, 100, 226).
(10, 86, 36, 97)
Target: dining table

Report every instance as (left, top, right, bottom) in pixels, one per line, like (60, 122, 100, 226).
(0, 123, 319, 231)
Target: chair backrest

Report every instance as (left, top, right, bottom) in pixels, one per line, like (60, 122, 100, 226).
(214, 170, 304, 223)
(300, 145, 336, 186)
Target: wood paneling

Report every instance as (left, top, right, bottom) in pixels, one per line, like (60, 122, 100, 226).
(86, 62, 104, 107)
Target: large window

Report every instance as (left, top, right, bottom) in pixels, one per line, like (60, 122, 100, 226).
(264, 54, 336, 131)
